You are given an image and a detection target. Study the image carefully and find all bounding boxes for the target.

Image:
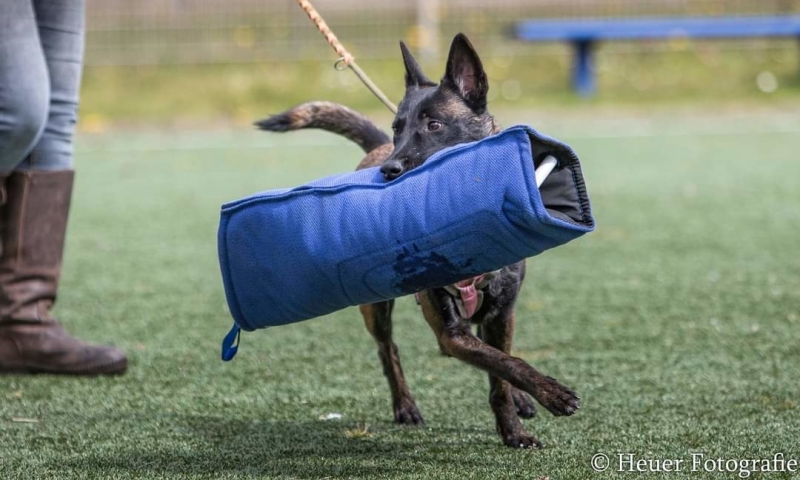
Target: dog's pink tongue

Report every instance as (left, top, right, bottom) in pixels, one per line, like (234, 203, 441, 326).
(454, 279, 479, 319)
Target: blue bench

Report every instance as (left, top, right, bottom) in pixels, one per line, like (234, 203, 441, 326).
(513, 16, 800, 96)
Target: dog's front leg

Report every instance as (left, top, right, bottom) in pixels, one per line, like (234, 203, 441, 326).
(417, 289, 580, 419)
(477, 311, 542, 449)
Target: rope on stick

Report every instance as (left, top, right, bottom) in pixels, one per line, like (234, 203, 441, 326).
(295, 0, 398, 114)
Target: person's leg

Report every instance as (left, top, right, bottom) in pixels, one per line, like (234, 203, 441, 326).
(0, 0, 126, 375)
(17, 0, 84, 172)
(0, 0, 50, 174)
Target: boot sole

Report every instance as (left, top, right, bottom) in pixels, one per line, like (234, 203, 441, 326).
(0, 357, 127, 376)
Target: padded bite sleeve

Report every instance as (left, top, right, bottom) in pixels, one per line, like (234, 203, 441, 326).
(217, 125, 594, 331)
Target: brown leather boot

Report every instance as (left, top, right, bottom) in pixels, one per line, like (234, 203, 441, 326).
(0, 170, 126, 375)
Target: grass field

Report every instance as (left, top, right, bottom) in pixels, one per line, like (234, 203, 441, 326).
(1, 111, 800, 479)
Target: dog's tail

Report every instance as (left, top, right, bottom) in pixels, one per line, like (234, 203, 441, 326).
(255, 101, 390, 154)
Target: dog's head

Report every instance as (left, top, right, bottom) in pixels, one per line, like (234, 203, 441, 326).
(380, 33, 496, 181)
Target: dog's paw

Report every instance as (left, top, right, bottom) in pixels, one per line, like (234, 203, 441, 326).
(511, 388, 538, 418)
(535, 376, 580, 417)
(394, 401, 424, 426)
(502, 433, 544, 450)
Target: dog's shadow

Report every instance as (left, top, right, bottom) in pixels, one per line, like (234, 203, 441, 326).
(58, 413, 476, 477)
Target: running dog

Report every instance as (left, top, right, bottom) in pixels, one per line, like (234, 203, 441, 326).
(256, 33, 579, 449)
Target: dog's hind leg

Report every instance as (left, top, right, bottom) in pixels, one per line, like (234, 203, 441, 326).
(511, 388, 537, 419)
(478, 312, 541, 449)
(360, 301, 424, 425)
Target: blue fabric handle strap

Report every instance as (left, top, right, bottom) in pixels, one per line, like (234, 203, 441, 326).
(221, 323, 241, 361)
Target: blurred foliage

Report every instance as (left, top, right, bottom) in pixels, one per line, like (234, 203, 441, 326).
(79, 40, 800, 130)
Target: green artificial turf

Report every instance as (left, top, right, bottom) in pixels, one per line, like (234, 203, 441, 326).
(1, 116, 799, 479)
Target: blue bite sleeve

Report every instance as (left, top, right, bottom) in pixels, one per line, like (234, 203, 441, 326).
(218, 125, 594, 341)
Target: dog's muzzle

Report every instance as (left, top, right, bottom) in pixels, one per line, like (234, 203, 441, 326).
(380, 159, 404, 180)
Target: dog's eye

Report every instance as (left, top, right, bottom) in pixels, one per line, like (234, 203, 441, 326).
(427, 120, 442, 131)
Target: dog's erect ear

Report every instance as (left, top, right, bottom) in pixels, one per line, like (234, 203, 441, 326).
(442, 33, 488, 112)
(400, 41, 436, 90)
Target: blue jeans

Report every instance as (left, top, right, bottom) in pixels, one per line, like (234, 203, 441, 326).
(0, 0, 85, 173)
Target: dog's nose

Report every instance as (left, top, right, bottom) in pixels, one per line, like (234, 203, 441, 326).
(380, 160, 404, 180)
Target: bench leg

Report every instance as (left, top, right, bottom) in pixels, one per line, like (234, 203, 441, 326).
(572, 40, 596, 97)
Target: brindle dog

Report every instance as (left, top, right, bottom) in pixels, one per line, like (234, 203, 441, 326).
(256, 33, 579, 449)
